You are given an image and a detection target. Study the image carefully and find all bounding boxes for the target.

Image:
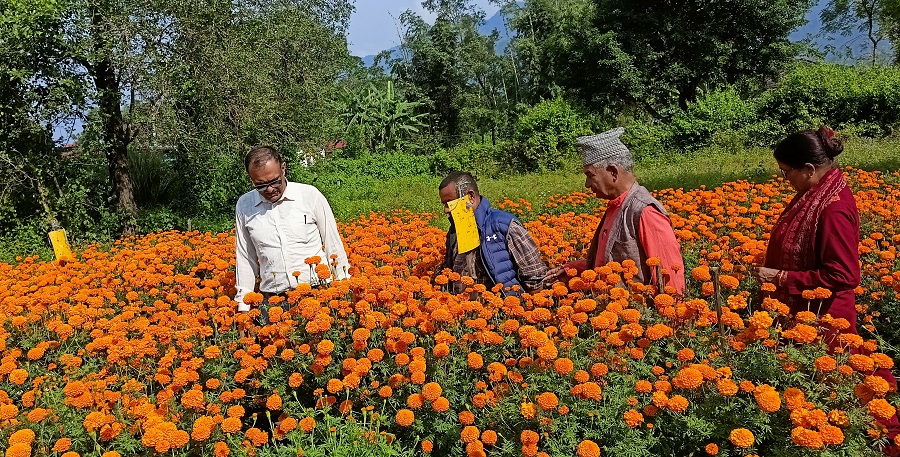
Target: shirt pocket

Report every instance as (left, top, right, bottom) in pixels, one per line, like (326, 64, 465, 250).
(282, 207, 318, 245)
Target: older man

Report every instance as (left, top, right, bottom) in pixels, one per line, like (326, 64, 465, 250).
(545, 128, 685, 293)
(439, 171, 547, 296)
(234, 146, 351, 319)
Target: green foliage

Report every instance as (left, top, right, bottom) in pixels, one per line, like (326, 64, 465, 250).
(337, 80, 428, 155)
(429, 141, 511, 178)
(504, 0, 812, 112)
(820, 0, 900, 65)
(758, 63, 900, 136)
(389, 2, 516, 145)
(512, 98, 592, 172)
(128, 148, 180, 206)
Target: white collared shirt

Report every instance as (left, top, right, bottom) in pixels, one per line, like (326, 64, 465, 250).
(234, 181, 351, 311)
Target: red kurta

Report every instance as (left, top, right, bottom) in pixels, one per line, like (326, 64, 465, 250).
(765, 185, 860, 330)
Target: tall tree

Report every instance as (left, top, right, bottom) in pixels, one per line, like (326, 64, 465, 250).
(2, 0, 353, 234)
(390, 1, 515, 144)
(0, 0, 83, 228)
(821, 0, 900, 65)
(503, 0, 813, 112)
(155, 0, 353, 214)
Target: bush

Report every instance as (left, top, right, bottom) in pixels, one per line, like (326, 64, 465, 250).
(666, 87, 779, 151)
(512, 98, 592, 172)
(429, 142, 510, 178)
(758, 63, 900, 137)
(129, 148, 181, 206)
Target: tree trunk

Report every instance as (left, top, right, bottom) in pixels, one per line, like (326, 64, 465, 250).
(90, 3, 137, 235)
(34, 179, 60, 228)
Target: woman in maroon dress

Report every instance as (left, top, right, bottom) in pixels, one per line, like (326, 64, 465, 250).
(757, 127, 899, 455)
(756, 127, 859, 331)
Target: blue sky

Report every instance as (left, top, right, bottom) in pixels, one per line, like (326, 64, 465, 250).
(347, 0, 500, 57)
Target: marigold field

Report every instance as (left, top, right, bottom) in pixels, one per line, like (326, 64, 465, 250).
(3, 168, 900, 457)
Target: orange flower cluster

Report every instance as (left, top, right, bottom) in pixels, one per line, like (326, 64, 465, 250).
(0, 169, 897, 455)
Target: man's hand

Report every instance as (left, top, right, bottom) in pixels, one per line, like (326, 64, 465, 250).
(544, 266, 566, 284)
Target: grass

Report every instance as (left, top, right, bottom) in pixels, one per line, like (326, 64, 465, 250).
(322, 136, 900, 222)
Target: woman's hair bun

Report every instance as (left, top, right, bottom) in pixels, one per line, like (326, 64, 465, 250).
(816, 125, 844, 158)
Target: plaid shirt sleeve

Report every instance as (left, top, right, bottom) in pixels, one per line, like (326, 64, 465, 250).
(506, 220, 548, 292)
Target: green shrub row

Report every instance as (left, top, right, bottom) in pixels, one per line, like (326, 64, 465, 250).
(624, 63, 900, 157)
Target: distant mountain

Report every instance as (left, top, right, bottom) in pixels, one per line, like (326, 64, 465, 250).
(359, 8, 511, 68)
(360, 0, 893, 69)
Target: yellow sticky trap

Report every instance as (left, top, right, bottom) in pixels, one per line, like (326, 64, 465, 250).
(449, 195, 480, 254)
(48, 229, 74, 261)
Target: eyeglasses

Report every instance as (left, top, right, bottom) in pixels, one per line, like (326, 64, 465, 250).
(253, 175, 283, 191)
(779, 167, 793, 179)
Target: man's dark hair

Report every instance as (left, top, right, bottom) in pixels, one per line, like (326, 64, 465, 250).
(245, 145, 283, 171)
(439, 171, 479, 197)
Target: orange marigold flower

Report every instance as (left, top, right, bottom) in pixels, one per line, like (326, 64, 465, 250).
(181, 389, 205, 411)
(673, 367, 704, 390)
(667, 395, 689, 413)
(820, 424, 844, 445)
(0, 404, 20, 420)
(468, 352, 484, 369)
(520, 430, 539, 445)
(245, 427, 268, 446)
(421, 440, 434, 453)
(191, 416, 216, 442)
(716, 379, 738, 397)
(53, 438, 73, 452)
(461, 425, 480, 443)
(459, 410, 475, 425)
(814, 356, 837, 372)
(221, 417, 242, 434)
(553, 358, 574, 375)
(753, 384, 782, 413)
(422, 382, 443, 401)
(692, 266, 712, 282)
(396, 409, 415, 427)
(214, 441, 230, 457)
(432, 397, 450, 413)
(867, 398, 896, 421)
(5, 444, 31, 457)
(577, 440, 601, 457)
(635, 380, 653, 394)
(676, 348, 695, 362)
(9, 429, 35, 446)
(791, 426, 823, 449)
(407, 393, 425, 409)
(729, 428, 754, 448)
(829, 410, 850, 428)
(326, 378, 343, 394)
(266, 393, 282, 410)
(536, 392, 559, 411)
(299, 417, 316, 433)
(704, 443, 718, 455)
(521, 402, 537, 419)
(624, 409, 644, 427)
(850, 354, 876, 372)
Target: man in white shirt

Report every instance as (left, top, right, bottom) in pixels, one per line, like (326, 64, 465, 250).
(234, 146, 351, 320)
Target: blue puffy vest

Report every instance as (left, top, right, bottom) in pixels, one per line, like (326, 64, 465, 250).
(472, 197, 522, 296)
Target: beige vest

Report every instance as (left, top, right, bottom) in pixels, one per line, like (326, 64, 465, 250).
(586, 185, 670, 284)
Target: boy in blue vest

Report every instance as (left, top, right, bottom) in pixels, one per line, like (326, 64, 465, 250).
(438, 171, 547, 296)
